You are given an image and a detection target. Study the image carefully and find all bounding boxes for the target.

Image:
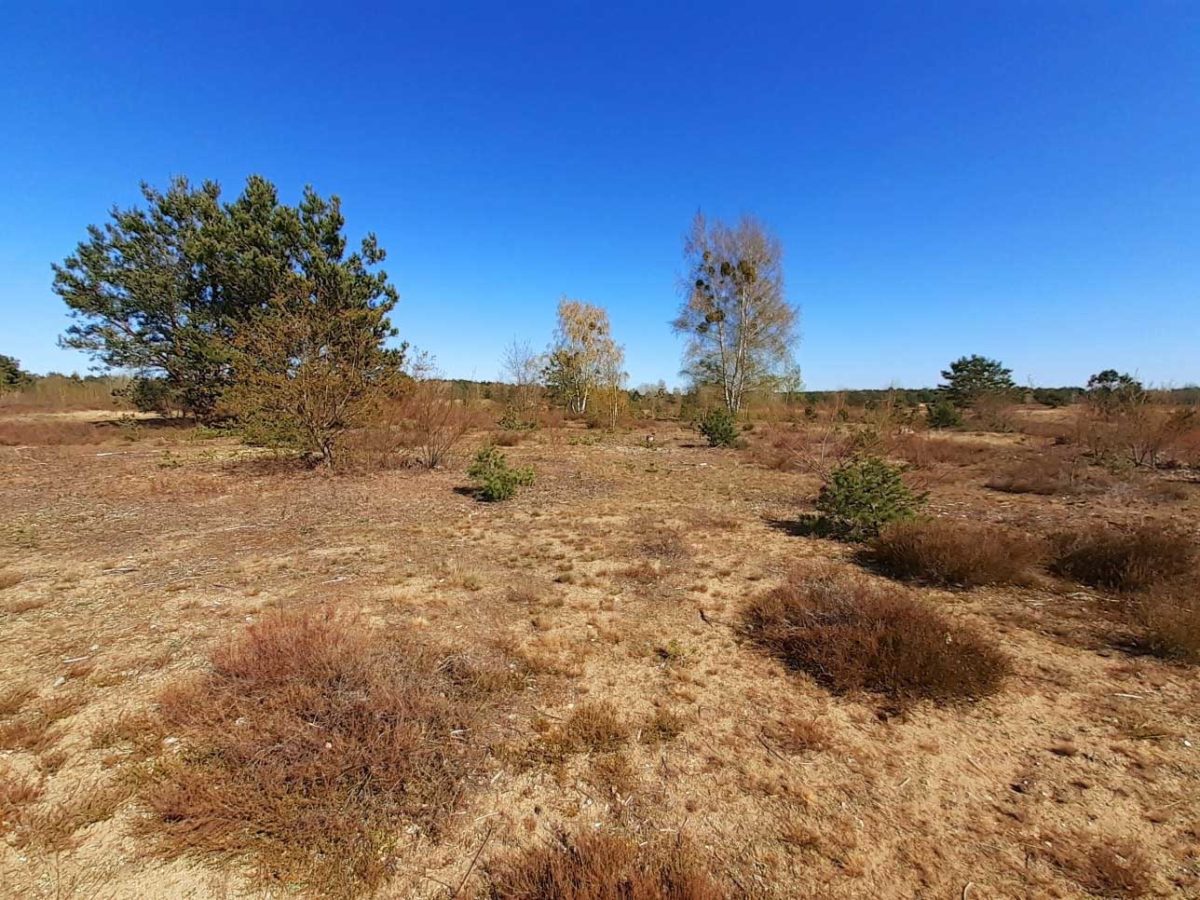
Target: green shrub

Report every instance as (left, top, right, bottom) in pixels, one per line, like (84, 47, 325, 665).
(698, 407, 739, 447)
(497, 407, 537, 432)
(925, 399, 963, 429)
(814, 456, 925, 541)
(467, 445, 534, 502)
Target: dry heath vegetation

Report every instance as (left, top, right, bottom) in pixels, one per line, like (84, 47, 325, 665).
(4, 190, 1200, 896)
(2, 390, 1199, 898)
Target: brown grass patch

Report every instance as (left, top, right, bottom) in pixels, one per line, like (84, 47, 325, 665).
(1034, 831, 1152, 897)
(552, 701, 629, 754)
(641, 708, 686, 744)
(482, 829, 727, 899)
(1050, 523, 1194, 592)
(13, 779, 135, 851)
(0, 714, 61, 754)
(985, 454, 1097, 495)
(892, 434, 994, 468)
(741, 567, 1009, 705)
(0, 765, 43, 830)
(0, 570, 23, 590)
(867, 518, 1042, 587)
(0, 684, 36, 717)
(136, 606, 517, 895)
(0, 419, 110, 446)
(1128, 578, 1200, 663)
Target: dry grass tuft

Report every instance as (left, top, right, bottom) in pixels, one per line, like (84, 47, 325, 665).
(136, 606, 517, 895)
(1035, 832, 1152, 897)
(741, 567, 1009, 705)
(985, 455, 1093, 495)
(552, 701, 629, 754)
(13, 779, 135, 851)
(0, 569, 24, 590)
(892, 435, 994, 468)
(867, 518, 1042, 587)
(1050, 522, 1194, 592)
(1128, 577, 1200, 663)
(0, 684, 36, 717)
(0, 714, 62, 754)
(482, 829, 727, 899)
(641, 708, 686, 744)
(0, 765, 43, 831)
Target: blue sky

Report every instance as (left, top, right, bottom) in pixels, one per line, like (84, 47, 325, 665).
(1, 1, 1197, 389)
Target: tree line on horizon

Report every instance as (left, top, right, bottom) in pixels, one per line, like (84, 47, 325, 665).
(1, 173, 1193, 464)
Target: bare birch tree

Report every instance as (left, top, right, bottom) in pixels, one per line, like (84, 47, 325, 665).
(672, 213, 799, 414)
(544, 298, 622, 416)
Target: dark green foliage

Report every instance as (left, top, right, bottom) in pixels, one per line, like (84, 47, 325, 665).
(116, 376, 177, 416)
(1086, 369, 1145, 414)
(468, 445, 534, 501)
(698, 407, 739, 447)
(497, 407, 537, 431)
(814, 457, 925, 541)
(0, 354, 32, 389)
(53, 175, 397, 421)
(938, 355, 1016, 408)
(925, 399, 963, 429)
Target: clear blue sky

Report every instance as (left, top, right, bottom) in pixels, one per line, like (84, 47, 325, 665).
(1, 1, 1197, 389)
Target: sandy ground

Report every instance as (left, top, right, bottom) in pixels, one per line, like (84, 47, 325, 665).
(1, 412, 1198, 898)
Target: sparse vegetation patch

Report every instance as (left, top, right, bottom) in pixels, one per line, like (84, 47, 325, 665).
(482, 829, 727, 899)
(1049, 522, 1194, 592)
(741, 567, 1009, 705)
(868, 518, 1042, 587)
(137, 607, 516, 895)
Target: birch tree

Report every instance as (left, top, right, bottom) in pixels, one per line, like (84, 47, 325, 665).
(544, 298, 621, 415)
(673, 213, 798, 414)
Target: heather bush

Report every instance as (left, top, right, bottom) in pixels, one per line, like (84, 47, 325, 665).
(1050, 523, 1194, 592)
(869, 518, 1042, 587)
(742, 566, 1009, 704)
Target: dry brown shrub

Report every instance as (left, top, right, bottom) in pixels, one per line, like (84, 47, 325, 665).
(747, 423, 855, 474)
(1050, 523, 1194, 592)
(482, 830, 727, 899)
(13, 779, 135, 851)
(891, 434, 993, 469)
(741, 567, 1009, 705)
(0, 684, 35, 717)
(641, 708, 686, 744)
(985, 454, 1098, 495)
(0, 765, 42, 830)
(1129, 577, 1200, 663)
(0, 570, 23, 590)
(0, 714, 61, 754)
(1034, 832, 1152, 897)
(136, 606, 517, 895)
(553, 701, 629, 754)
(868, 518, 1042, 587)
(0, 419, 110, 446)
(1075, 400, 1200, 469)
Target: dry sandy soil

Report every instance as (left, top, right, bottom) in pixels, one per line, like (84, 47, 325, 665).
(1, 411, 1198, 898)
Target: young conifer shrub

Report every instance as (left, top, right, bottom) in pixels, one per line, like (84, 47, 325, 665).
(468, 445, 535, 501)
(814, 456, 925, 541)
